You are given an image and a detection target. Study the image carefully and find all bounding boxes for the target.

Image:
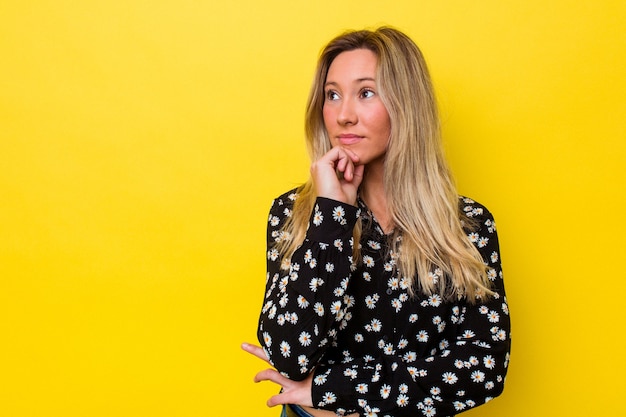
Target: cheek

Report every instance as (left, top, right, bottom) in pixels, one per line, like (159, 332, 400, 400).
(382, 116, 392, 138)
(379, 107, 391, 137)
(322, 107, 339, 146)
(372, 107, 391, 137)
(322, 106, 333, 129)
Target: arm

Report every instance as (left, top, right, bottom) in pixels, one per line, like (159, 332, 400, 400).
(257, 193, 361, 380)
(310, 203, 511, 416)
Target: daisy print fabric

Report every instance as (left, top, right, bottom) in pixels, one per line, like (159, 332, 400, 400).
(257, 190, 511, 417)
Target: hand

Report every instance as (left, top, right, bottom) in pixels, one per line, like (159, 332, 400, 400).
(241, 343, 314, 408)
(310, 146, 364, 205)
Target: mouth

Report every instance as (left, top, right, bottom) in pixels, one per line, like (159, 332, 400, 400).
(338, 134, 363, 145)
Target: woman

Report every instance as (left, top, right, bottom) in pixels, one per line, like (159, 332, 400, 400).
(242, 27, 510, 417)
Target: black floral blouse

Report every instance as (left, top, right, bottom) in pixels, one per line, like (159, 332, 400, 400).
(257, 189, 511, 417)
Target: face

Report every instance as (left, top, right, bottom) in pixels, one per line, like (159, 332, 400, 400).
(323, 48, 391, 168)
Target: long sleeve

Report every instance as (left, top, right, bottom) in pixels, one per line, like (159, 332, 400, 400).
(310, 199, 511, 416)
(257, 191, 360, 380)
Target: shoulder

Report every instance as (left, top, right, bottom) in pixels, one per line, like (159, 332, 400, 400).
(271, 187, 300, 208)
(458, 195, 497, 233)
(268, 187, 302, 217)
(459, 196, 492, 218)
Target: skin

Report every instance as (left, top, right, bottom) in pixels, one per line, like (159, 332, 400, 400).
(241, 343, 315, 407)
(242, 48, 391, 416)
(320, 47, 391, 208)
(320, 48, 392, 231)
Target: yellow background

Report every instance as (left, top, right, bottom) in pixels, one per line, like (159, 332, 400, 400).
(1, 1, 624, 416)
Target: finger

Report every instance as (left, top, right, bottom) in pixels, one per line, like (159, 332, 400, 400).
(266, 393, 283, 408)
(336, 146, 354, 165)
(267, 391, 296, 407)
(266, 382, 308, 407)
(266, 374, 314, 408)
(254, 368, 290, 386)
(339, 148, 359, 182)
(351, 163, 365, 185)
(339, 146, 359, 163)
(241, 343, 270, 363)
(345, 156, 357, 181)
(339, 147, 360, 162)
(335, 153, 348, 174)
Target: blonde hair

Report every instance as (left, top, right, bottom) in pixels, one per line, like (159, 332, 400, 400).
(278, 27, 492, 301)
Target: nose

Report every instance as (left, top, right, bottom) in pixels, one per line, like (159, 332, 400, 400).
(337, 97, 357, 125)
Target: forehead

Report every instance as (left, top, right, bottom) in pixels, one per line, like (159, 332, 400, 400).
(326, 49, 378, 82)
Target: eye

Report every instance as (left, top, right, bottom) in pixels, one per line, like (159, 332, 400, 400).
(360, 89, 375, 99)
(325, 90, 340, 101)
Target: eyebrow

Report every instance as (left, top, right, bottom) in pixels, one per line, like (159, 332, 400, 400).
(324, 77, 376, 87)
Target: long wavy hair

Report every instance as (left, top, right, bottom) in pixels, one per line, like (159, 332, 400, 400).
(277, 27, 492, 301)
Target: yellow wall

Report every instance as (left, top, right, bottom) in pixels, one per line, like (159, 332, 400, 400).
(1, 1, 624, 416)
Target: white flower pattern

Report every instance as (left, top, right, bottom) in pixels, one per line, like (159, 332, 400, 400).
(257, 190, 510, 416)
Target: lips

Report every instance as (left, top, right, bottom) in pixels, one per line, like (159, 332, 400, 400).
(338, 134, 363, 145)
